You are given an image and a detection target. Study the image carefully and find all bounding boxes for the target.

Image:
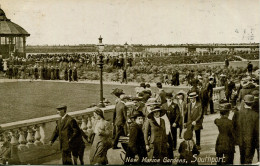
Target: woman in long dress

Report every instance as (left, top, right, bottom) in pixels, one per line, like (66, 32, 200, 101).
(89, 108, 113, 165)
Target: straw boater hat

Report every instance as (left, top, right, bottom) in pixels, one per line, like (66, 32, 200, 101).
(220, 74, 226, 77)
(188, 92, 198, 99)
(198, 75, 202, 79)
(209, 75, 214, 80)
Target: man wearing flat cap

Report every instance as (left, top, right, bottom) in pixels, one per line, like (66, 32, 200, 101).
(232, 95, 259, 164)
(50, 105, 85, 165)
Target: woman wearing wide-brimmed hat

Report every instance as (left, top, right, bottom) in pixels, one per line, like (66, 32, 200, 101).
(89, 108, 112, 165)
(214, 103, 235, 165)
(144, 103, 168, 163)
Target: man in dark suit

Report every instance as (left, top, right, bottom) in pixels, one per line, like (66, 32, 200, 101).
(112, 89, 128, 149)
(225, 77, 236, 103)
(185, 91, 203, 150)
(50, 105, 85, 165)
(207, 76, 214, 114)
(247, 61, 253, 75)
(161, 93, 180, 151)
(232, 95, 259, 164)
(156, 82, 167, 105)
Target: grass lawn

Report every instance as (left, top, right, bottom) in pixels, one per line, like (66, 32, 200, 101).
(0, 81, 188, 123)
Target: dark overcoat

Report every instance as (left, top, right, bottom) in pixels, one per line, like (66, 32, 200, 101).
(232, 107, 259, 152)
(214, 117, 235, 154)
(144, 117, 168, 160)
(126, 122, 147, 163)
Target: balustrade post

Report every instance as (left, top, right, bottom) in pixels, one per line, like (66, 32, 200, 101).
(10, 130, 19, 145)
(39, 123, 47, 144)
(34, 125, 42, 146)
(9, 130, 21, 164)
(18, 129, 27, 150)
(26, 127, 35, 148)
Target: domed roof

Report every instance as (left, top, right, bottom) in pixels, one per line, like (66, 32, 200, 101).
(0, 8, 30, 36)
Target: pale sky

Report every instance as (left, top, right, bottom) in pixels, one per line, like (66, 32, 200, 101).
(1, 0, 259, 45)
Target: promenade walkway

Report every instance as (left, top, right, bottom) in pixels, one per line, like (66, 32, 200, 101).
(43, 112, 259, 165)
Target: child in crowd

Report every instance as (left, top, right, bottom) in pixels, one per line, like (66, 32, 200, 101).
(178, 129, 200, 165)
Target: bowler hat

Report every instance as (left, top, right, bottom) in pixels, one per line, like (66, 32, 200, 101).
(130, 111, 145, 119)
(244, 95, 254, 104)
(219, 103, 231, 114)
(184, 129, 193, 140)
(56, 105, 67, 110)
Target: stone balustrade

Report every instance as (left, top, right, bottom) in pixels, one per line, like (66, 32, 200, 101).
(0, 87, 225, 164)
(0, 102, 135, 164)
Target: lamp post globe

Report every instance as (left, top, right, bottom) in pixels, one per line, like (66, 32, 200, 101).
(97, 35, 105, 107)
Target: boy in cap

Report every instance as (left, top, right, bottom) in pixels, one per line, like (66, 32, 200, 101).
(125, 111, 147, 164)
(214, 103, 235, 164)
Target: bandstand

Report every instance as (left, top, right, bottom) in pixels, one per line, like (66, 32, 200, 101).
(0, 7, 30, 58)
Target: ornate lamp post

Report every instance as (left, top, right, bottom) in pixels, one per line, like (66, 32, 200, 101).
(97, 35, 105, 107)
(124, 42, 128, 69)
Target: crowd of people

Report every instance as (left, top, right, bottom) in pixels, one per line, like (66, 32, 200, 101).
(27, 72, 258, 165)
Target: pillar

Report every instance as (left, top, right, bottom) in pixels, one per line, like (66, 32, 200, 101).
(23, 36, 26, 57)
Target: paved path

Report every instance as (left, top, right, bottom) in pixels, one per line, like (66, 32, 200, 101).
(0, 78, 190, 89)
(43, 112, 259, 165)
(234, 55, 247, 61)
